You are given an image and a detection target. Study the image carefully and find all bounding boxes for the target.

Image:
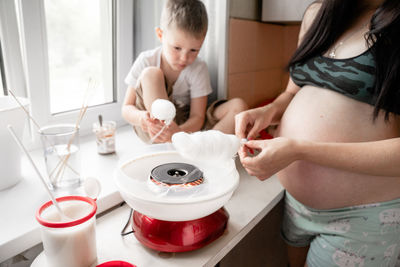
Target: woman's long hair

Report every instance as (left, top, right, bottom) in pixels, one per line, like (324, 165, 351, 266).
(289, 0, 400, 120)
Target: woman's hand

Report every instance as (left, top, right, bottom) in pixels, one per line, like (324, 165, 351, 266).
(235, 105, 276, 140)
(238, 137, 300, 180)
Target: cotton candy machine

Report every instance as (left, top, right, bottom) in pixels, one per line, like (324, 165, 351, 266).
(114, 145, 239, 252)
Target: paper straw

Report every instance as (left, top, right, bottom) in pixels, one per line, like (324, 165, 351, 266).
(7, 125, 70, 221)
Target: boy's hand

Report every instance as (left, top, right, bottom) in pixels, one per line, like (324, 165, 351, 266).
(139, 111, 153, 133)
(148, 120, 181, 143)
(159, 121, 181, 143)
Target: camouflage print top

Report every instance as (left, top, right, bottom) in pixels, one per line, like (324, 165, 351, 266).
(290, 49, 376, 106)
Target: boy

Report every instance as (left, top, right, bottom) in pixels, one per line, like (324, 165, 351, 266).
(122, 0, 247, 143)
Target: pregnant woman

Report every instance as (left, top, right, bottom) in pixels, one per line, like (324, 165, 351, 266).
(235, 0, 400, 266)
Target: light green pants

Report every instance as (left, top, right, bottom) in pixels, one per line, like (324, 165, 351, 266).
(281, 191, 400, 267)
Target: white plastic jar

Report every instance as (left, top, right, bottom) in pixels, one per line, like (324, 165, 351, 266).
(0, 96, 29, 190)
(36, 196, 97, 267)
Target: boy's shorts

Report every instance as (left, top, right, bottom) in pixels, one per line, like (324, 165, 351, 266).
(133, 81, 226, 143)
(281, 191, 400, 267)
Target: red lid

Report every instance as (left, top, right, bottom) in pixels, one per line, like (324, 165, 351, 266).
(97, 261, 136, 267)
(36, 196, 97, 228)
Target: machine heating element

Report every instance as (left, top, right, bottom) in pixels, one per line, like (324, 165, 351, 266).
(150, 162, 204, 187)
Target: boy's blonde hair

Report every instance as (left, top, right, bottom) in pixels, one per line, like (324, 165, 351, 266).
(161, 0, 208, 39)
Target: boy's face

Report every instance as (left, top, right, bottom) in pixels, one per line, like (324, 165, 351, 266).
(157, 25, 205, 72)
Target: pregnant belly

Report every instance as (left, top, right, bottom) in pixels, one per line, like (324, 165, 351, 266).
(276, 86, 400, 209)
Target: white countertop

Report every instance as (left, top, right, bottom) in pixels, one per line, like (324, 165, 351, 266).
(0, 125, 143, 262)
(0, 125, 284, 266)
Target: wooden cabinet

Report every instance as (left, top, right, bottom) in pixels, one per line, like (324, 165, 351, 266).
(227, 19, 300, 108)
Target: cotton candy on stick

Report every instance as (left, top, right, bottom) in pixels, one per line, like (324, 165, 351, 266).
(151, 99, 176, 125)
(149, 99, 176, 143)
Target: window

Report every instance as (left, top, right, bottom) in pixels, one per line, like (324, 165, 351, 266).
(43, 0, 114, 114)
(0, 0, 134, 140)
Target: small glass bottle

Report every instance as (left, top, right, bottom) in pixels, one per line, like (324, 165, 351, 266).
(92, 121, 116, 155)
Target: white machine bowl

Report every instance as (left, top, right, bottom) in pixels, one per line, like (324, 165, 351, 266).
(114, 147, 239, 221)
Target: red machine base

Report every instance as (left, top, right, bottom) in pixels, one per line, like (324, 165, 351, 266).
(132, 208, 229, 252)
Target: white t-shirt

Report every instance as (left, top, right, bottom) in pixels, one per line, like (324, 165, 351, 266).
(124, 46, 212, 108)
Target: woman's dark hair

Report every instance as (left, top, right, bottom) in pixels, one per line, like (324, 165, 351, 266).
(289, 0, 400, 120)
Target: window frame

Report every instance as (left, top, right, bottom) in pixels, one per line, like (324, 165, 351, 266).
(7, 0, 133, 144)
(0, 0, 26, 98)
(0, 40, 6, 96)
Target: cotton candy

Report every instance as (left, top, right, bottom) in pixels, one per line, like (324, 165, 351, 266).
(151, 99, 176, 125)
(171, 130, 240, 164)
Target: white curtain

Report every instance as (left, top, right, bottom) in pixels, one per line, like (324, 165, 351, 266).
(133, 0, 229, 101)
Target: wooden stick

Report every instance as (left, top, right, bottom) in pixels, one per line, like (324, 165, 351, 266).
(8, 90, 41, 130)
(51, 78, 96, 183)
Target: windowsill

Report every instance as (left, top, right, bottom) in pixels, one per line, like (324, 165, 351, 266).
(0, 124, 285, 265)
(0, 124, 146, 262)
